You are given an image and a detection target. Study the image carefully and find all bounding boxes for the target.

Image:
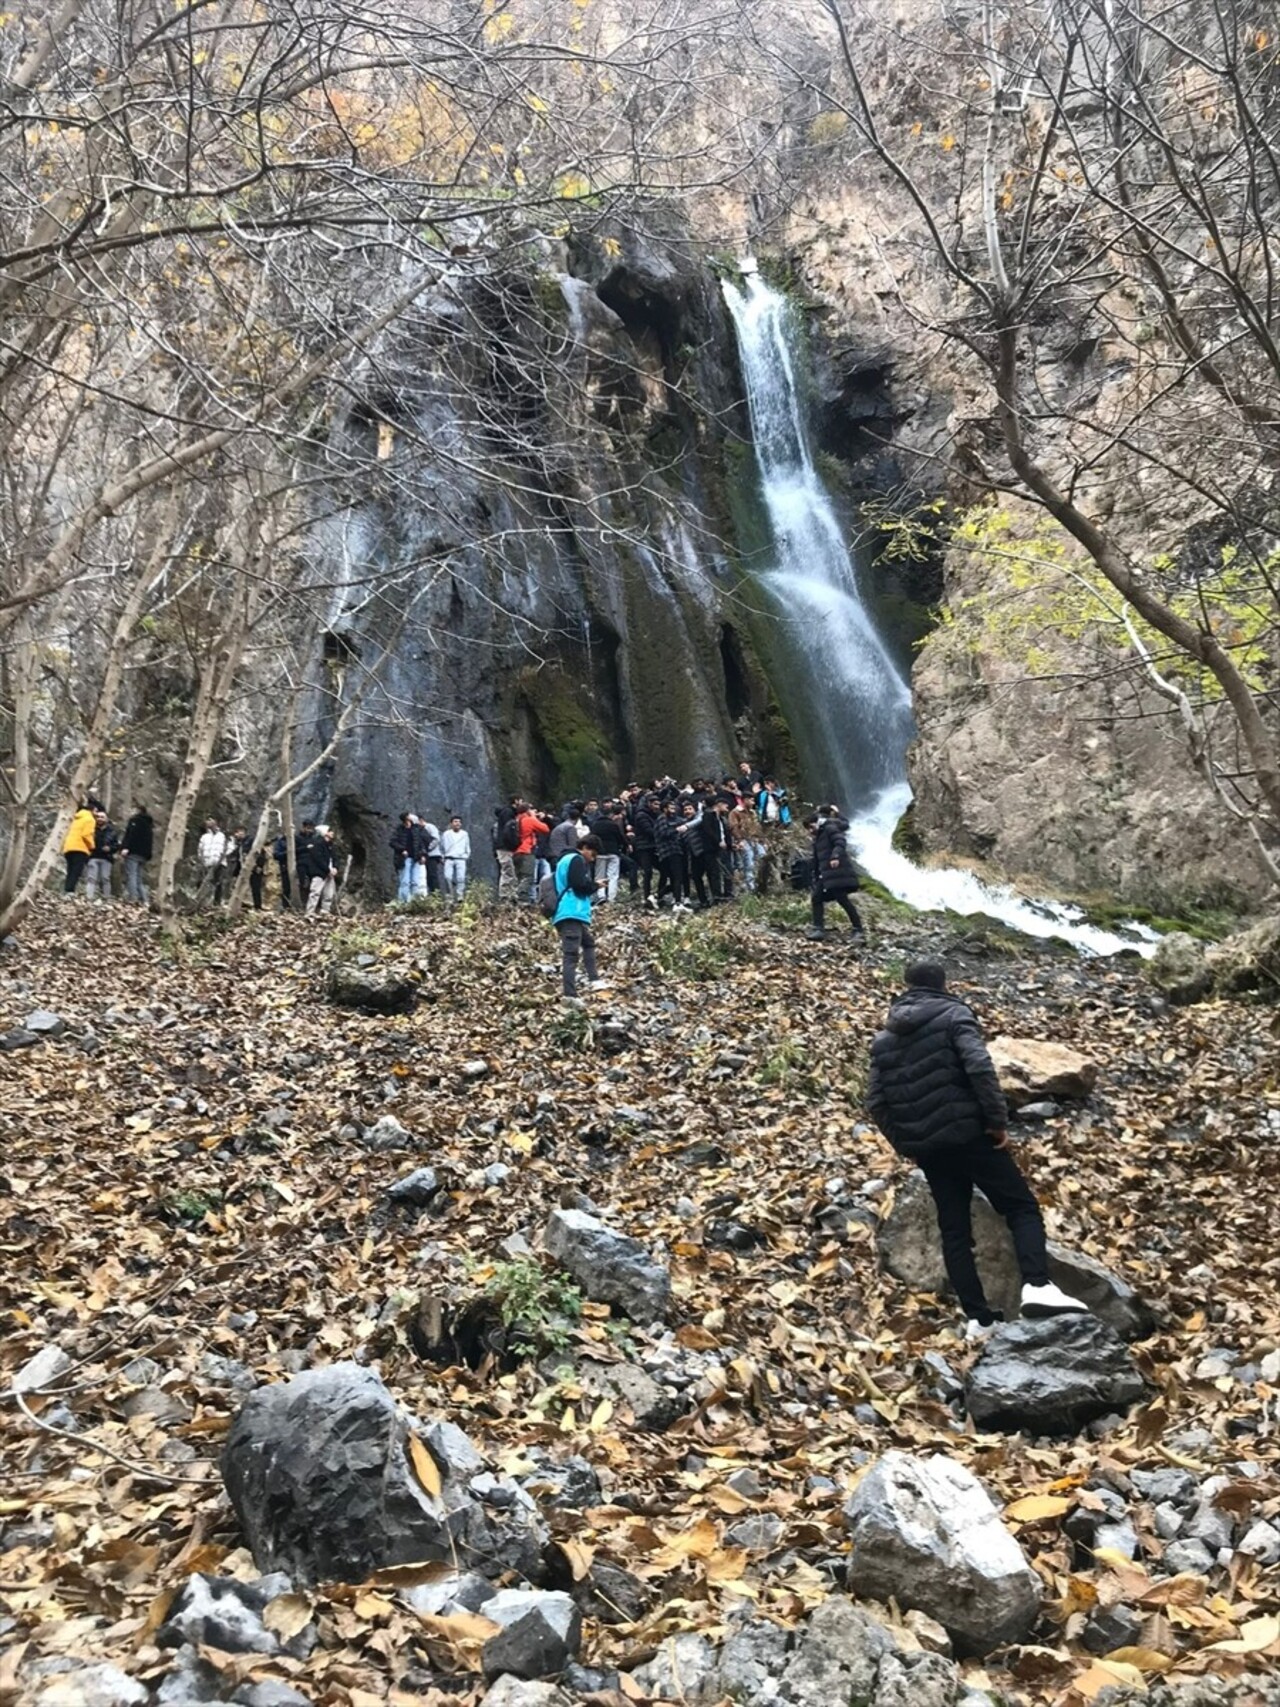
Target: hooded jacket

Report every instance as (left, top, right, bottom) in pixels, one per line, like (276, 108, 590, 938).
(866, 987, 1008, 1159)
(63, 807, 97, 858)
(813, 814, 859, 894)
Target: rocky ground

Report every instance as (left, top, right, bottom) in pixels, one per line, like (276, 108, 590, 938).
(1, 890, 1277, 1707)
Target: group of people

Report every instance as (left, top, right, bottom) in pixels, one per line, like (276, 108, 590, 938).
(490, 766, 796, 915)
(60, 800, 344, 917)
(62, 799, 154, 904)
(388, 813, 472, 903)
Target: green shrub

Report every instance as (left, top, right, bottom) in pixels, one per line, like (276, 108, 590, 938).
(481, 1258, 583, 1356)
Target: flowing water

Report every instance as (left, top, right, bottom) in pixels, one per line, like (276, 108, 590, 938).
(722, 267, 1153, 957)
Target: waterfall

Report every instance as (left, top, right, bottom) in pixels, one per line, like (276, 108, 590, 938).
(723, 267, 1153, 958)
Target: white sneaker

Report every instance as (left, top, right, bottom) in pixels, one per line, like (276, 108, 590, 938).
(1021, 1281, 1088, 1318)
(587, 979, 613, 993)
(965, 1318, 999, 1344)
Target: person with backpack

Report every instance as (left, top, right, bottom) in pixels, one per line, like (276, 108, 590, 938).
(121, 803, 154, 905)
(867, 959, 1087, 1339)
(514, 802, 551, 903)
(544, 833, 610, 1000)
(807, 806, 866, 943)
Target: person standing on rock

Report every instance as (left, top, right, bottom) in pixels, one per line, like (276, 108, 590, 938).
(866, 959, 1086, 1339)
(551, 833, 610, 1000)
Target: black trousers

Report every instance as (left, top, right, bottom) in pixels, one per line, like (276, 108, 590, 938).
(920, 1143, 1049, 1320)
(250, 870, 264, 910)
(64, 851, 88, 892)
(634, 848, 656, 900)
(687, 854, 710, 906)
(812, 886, 862, 930)
(657, 852, 685, 904)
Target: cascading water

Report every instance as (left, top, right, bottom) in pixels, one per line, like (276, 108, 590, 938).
(723, 266, 1153, 958)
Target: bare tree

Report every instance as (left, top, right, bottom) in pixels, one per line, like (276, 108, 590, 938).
(758, 0, 1280, 885)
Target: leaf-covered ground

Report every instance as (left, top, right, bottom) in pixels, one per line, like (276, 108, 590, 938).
(1, 892, 1277, 1706)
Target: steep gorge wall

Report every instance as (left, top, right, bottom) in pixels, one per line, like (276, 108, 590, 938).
(303, 216, 789, 889)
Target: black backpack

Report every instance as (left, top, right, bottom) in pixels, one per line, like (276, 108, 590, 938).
(790, 855, 814, 891)
(499, 817, 520, 852)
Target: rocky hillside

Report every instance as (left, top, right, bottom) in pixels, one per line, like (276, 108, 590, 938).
(2, 895, 1277, 1706)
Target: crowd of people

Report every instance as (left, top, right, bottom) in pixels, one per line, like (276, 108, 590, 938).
(54, 762, 868, 957)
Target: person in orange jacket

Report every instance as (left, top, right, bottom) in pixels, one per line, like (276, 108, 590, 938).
(62, 802, 97, 894)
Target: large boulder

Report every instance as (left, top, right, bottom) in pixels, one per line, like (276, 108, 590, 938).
(843, 1452, 1042, 1654)
(1146, 932, 1213, 1005)
(988, 1036, 1097, 1107)
(222, 1364, 542, 1586)
(878, 1171, 1156, 1339)
(325, 957, 422, 1015)
(966, 1316, 1147, 1435)
(1207, 914, 1280, 998)
(544, 1208, 670, 1323)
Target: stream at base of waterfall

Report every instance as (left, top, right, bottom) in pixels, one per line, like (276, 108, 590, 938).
(722, 266, 1154, 958)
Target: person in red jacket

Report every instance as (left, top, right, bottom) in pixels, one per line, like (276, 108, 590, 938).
(513, 803, 550, 902)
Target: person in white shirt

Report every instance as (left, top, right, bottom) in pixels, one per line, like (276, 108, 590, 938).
(440, 814, 471, 899)
(198, 818, 230, 904)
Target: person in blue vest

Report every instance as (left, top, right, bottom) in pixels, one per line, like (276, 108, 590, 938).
(552, 833, 612, 1000)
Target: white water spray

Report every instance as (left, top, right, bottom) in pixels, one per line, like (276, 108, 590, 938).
(723, 268, 1152, 957)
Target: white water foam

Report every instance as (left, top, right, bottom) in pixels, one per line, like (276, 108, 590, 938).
(723, 268, 1154, 958)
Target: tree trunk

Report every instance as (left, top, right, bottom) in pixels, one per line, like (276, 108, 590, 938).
(0, 624, 38, 935)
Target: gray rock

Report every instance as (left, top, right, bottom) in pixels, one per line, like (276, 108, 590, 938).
(727, 1467, 765, 1500)
(24, 1009, 67, 1036)
(362, 1115, 411, 1151)
(724, 1512, 785, 1552)
(232, 1685, 313, 1707)
(480, 1588, 581, 1680)
(34, 1664, 149, 1707)
(776, 1596, 894, 1705)
(483, 1162, 511, 1187)
(843, 1451, 1041, 1654)
(878, 1172, 1156, 1339)
(629, 1633, 720, 1702)
(544, 1208, 670, 1322)
(1130, 1468, 1199, 1506)
(326, 960, 420, 1014)
(158, 1574, 284, 1654)
(874, 1649, 960, 1707)
(0, 1028, 39, 1050)
(1161, 1537, 1216, 1575)
(155, 1645, 225, 1704)
(462, 1058, 491, 1080)
(402, 1571, 497, 1617)
(422, 1418, 486, 1477)
(388, 1167, 441, 1204)
(1093, 1519, 1139, 1559)
(574, 1561, 649, 1625)
(1082, 1602, 1143, 1655)
(1207, 913, 1280, 998)
(1184, 1499, 1234, 1552)
(576, 1359, 686, 1431)
(479, 1679, 572, 1707)
(522, 1453, 601, 1509)
(198, 1354, 258, 1393)
(714, 1617, 790, 1701)
(1238, 1519, 1280, 1564)
(1147, 932, 1213, 1005)
(965, 1316, 1147, 1435)
(222, 1363, 543, 1586)
(120, 1385, 193, 1425)
(1154, 1502, 1185, 1539)
(12, 1344, 72, 1394)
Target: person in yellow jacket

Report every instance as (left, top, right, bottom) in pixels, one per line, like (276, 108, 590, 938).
(62, 803, 97, 894)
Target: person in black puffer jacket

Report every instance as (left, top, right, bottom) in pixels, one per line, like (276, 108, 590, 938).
(807, 807, 865, 942)
(867, 960, 1086, 1337)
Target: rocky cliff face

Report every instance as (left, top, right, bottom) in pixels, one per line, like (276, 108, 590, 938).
(301, 215, 787, 888)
